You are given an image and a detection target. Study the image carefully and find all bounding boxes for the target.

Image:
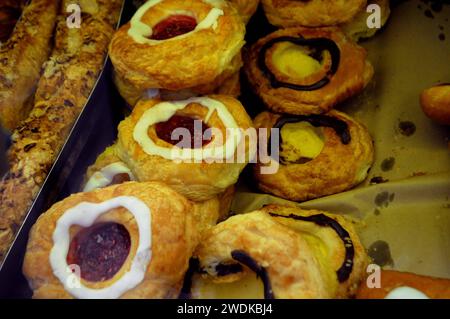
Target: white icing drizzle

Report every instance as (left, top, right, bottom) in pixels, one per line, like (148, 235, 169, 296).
(133, 97, 242, 161)
(128, 0, 224, 45)
(83, 162, 135, 192)
(49, 196, 152, 299)
(385, 286, 430, 299)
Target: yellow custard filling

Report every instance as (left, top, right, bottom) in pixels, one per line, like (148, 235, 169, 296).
(271, 42, 322, 79)
(192, 272, 264, 299)
(280, 122, 325, 163)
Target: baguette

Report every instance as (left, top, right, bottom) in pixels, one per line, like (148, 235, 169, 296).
(0, 0, 122, 263)
(0, 0, 59, 131)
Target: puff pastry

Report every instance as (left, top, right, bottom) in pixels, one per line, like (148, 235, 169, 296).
(116, 95, 254, 202)
(244, 27, 374, 115)
(420, 84, 450, 126)
(262, 0, 367, 28)
(0, 0, 59, 131)
(356, 270, 450, 299)
(188, 205, 368, 299)
(113, 55, 242, 107)
(0, 0, 122, 264)
(109, 0, 245, 98)
(342, 0, 391, 42)
(253, 110, 374, 202)
(23, 182, 199, 299)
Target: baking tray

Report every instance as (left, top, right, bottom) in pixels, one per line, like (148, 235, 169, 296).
(0, 0, 449, 298)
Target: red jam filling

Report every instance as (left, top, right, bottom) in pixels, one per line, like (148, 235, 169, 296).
(155, 115, 211, 148)
(150, 15, 197, 40)
(67, 222, 131, 282)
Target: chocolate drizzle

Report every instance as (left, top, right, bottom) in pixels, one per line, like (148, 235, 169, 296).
(269, 213, 354, 283)
(258, 36, 341, 91)
(178, 252, 274, 299)
(270, 114, 351, 161)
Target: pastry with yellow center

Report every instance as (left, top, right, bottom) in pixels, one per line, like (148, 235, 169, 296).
(244, 27, 374, 115)
(253, 110, 374, 202)
(181, 205, 368, 299)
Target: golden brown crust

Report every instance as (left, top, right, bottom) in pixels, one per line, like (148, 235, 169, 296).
(420, 84, 450, 126)
(109, 0, 245, 92)
(84, 144, 123, 185)
(23, 182, 198, 299)
(116, 95, 254, 202)
(262, 0, 367, 27)
(356, 270, 450, 299)
(113, 53, 242, 106)
(244, 27, 374, 115)
(0, 0, 122, 264)
(0, 0, 59, 131)
(253, 110, 374, 202)
(195, 205, 368, 298)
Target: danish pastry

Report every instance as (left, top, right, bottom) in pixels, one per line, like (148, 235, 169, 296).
(0, 0, 59, 131)
(253, 110, 374, 202)
(23, 182, 199, 299)
(342, 0, 391, 42)
(116, 95, 254, 201)
(420, 84, 450, 126)
(356, 270, 450, 299)
(244, 27, 374, 115)
(184, 205, 368, 299)
(262, 0, 367, 28)
(109, 0, 245, 102)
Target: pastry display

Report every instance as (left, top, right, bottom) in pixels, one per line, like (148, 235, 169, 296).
(357, 270, 450, 299)
(0, 0, 59, 131)
(244, 27, 374, 115)
(0, 0, 448, 301)
(420, 84, 450, 126)
(253, 110, 374, 202)
(0, 0, 122, 263)
(184, 205, 367, 299)
(109, 0, 245, 106)
(116, 95, 254, 201)
(342, 0, 391, 42)
(262, 0, 367, 28)
(23, 182, 200, 299)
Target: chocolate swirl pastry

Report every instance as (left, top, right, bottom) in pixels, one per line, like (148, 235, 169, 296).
(253, 110, 374, 202)
(183, 205, 368, 299)
(258, 36, 341, 92)
(245, 27, 374, 115)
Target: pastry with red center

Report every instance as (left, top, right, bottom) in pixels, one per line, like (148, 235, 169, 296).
(109, 0, 245, 107)
(23, 182, 208, 299)
(115, 95, 254, 202)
